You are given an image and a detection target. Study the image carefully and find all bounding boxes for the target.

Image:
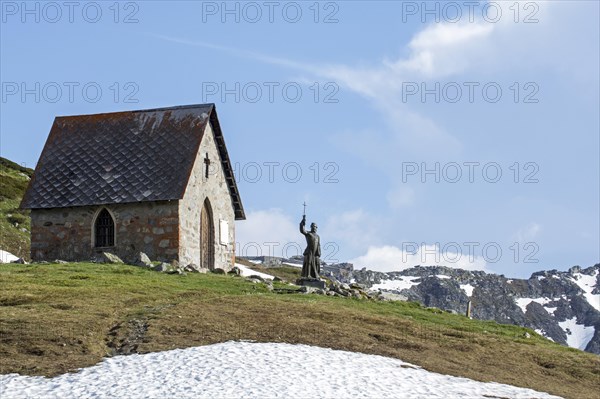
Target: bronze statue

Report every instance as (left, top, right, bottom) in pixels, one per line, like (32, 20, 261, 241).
(299, 202, 321, 279)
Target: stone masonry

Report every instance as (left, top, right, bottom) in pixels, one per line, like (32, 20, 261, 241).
(30, 201, 179, 263)
(178, 121, 236, 269)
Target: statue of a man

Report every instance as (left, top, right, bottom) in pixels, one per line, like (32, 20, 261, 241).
(299, 215, 321, 279)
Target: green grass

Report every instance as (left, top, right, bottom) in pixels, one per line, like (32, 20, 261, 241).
(0, 157, 33, 260)
(1, 262, 598, 399)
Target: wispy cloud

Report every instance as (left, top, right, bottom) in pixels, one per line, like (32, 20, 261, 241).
(149, 19, 499, 161)
(514, 222, 541, 242)
(350, 244, 488, 272)
(395, 22, 494, 78)
(148, 33, 316, 72)
(324, 209, 384, 251)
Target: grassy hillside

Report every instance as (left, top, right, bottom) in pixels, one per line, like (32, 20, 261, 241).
(0, 157, 33, 260)
(0, 263, 598, 399)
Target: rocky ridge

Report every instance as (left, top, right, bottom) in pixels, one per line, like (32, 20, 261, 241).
(327, 263, 600, 354)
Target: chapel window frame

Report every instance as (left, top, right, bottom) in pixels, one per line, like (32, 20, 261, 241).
(94, 208, 116, 248)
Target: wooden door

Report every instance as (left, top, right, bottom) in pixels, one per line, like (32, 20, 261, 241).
(200, 199, 214, 270)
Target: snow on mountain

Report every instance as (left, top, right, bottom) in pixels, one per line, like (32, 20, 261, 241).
(0, 341, 562, 399)
(237, 259, 600, 354)
(460, 284, 475, 297)
(558, 317, 595, 351)
(371, 276, 421, 292)
(337, 263, 600, 354)
(570, 270, 600, 312)
(545, 307, 558, 315)
(515, 297, 554, 313)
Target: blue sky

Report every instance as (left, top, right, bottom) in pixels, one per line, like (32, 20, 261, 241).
(1, 1, 598, 277)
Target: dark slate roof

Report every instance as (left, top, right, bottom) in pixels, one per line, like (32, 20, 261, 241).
(20, 104, 245, 220)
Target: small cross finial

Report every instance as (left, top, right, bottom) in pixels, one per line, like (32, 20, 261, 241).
(203, 153, 211, 178)
(302, 201, 307, 217)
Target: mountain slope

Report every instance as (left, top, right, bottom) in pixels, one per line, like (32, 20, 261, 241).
(345, 264, 600, 354)
(1, 262, 599, 399)
(0, 157, 33, 260)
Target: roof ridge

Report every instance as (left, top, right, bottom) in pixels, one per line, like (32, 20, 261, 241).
(21, 103, 245, 220)
(56, 103, 215, 119)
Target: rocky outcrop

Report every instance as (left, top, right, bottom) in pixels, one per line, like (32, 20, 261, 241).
(340, 264, 600, 354)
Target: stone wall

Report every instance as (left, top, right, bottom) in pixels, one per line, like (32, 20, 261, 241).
(179, 121, 236, 270)
(30, 201, 179, 263)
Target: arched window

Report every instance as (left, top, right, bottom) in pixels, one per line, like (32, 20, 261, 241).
(95, 208, 115, 247)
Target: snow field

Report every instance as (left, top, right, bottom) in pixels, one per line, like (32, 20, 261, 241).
(0, 341, 563, 399)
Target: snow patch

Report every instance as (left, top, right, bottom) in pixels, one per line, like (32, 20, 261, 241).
(0, 341, 562, 398)
(515, 298, 532, 313)
(515, 297, 553, 313)
(570, 271, 600, 312)
(544, 307, 557, 315)
(234, 263, 274, 280)
(282, 262, 302, 268)
(436, 275, 451, 279)
(558, 317, 595, 351)
(372, 276, 420, 292)
(0, 250, 18, 263)
(460, 284, 475, 297)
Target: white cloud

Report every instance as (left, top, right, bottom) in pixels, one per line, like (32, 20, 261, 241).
(235, 209, 303, 258)
(236, 208, 388, 263)
(153, 3, 576, 162)
(152, 19, 498, 158)
(350, 244, 488, 272)
(514, 222, 541, 242)
(316, 22, 494, 99)
(393, 22, 493, 78)
(324, 209, 382, 249)
(378, 100, 463, 157)
(316, 24, 495, 162)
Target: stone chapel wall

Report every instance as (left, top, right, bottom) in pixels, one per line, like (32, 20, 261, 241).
(30, 201, 179, 263)
(178, 121, 236, 270)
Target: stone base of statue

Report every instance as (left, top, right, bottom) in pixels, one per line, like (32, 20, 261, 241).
(296, 278, 326, 290)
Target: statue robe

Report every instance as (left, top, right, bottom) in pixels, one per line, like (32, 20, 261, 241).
(300, 220, 321, 279)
